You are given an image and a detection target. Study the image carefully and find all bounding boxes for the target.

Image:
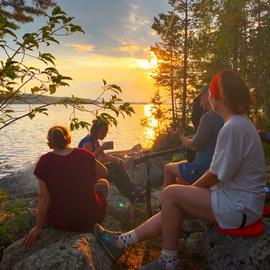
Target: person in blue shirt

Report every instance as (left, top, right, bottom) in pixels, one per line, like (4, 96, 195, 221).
(78, 119, 144, 204)
(164, 86, 224, 186)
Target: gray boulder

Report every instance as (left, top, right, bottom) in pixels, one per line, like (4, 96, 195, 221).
(204, 222, 270, 270)
(0, 163, 37, 199)
(1, 215, 119, 270)
(107, 185, 134, 228)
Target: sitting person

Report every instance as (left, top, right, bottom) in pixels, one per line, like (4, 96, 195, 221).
(164, 86, 224, 186)
(93, 69, 266, 270)
(23, 126, 109, 247)
(186, 85, 209, 162)
(78, 119, 144, 204)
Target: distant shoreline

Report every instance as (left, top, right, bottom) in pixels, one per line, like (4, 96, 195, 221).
(11, 94, 149, 105)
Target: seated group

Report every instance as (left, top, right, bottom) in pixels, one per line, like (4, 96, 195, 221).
(23, 69, 266, 270)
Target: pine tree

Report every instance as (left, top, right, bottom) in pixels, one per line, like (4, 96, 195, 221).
(0, 0, 55, 23)
(151, 11, 182, 126)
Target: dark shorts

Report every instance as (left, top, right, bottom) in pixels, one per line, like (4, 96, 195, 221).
(179, 162, 208, 185)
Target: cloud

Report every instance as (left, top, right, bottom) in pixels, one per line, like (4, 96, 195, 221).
(51, 52, 157, 101)
(115, 41, 141, 54)
(66, 43, 95, 52)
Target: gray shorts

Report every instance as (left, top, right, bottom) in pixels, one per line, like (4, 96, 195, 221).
(211, 190, 261, 229)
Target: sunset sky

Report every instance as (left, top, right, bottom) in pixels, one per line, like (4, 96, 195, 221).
(19, 0, 170, 102)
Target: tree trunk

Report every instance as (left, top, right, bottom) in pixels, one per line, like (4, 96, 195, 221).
(182, 0, 188, 129)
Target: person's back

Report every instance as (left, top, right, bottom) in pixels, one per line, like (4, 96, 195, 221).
(211, 115, 265, 224)
(35, 148, 107, 232)
(193, 110, 224, 168)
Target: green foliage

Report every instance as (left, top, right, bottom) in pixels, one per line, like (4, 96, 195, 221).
(0, 6, 134, 131)
(0, 191, 32, 247)
(0, 0, 55, 24)
(152, 0, 270, 127)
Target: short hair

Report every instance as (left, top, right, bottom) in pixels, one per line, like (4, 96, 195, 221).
(47, 126, 70, 150)
(220, 69, 251, 114)
(90, 119, 108, 136)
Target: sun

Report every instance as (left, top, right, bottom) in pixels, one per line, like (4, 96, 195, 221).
(149, 51, 158, 67)
(136, 52, 158, 70)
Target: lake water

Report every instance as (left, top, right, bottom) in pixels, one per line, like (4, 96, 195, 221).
(0, 104, 157, 179)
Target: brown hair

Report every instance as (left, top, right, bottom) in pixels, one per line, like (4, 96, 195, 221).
(47, 126, 71, 150)
(90, 119, 108, 137)
(220, 69, 252, 114)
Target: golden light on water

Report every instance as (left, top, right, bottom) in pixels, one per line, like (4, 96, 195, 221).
(142, 104, 159, 149)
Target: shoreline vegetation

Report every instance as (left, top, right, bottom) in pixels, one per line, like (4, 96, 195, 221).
(10, 94, 149, 105)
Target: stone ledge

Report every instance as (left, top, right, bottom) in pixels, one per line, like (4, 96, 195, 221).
(0, 215, 119, 270)
(204, 222, 270, 270)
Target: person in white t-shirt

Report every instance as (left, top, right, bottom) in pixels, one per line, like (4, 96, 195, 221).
(93, 70, 266, 270)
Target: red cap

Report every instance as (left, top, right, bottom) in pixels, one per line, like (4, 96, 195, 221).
(210, 73, 222, 100)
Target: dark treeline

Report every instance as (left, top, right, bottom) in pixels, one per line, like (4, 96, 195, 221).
(151, 0, 270, 129)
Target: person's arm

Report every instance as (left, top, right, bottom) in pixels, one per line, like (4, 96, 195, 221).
(95, 159, 108, 180)
(100, 152, 128, 168)
(97, 141, 128, 169)
(169, 128, 197, 151)
(179, 134, 197, 151)
(23, 180, 50, 247)
(192, 171, 219, 188)
(191, 113, 214, 152)
(83, 141, 105, 157)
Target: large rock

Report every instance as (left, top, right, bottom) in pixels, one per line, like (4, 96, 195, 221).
(1, 215, 119, 270)
(204, 221, 270, 270)
(107, 185, 134, 228)
(0, 163, 37, 199)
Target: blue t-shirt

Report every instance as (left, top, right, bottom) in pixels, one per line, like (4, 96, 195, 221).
(192, 111, 224, 168)
(78, 135, 97, 151)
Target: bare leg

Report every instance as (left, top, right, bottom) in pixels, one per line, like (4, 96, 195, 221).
(161, 185, 216, 250)
(95, 178, 110, 198)
(134, 212, 162, 242)
(164, 161, 187, 186)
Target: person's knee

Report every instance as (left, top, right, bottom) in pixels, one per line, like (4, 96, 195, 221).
(164, 163, 175, 174)
(96, 178, 110, 198)
(96, 178, 110, 189)
(162, 185, 175, 201)
(162, 185, 183, 204)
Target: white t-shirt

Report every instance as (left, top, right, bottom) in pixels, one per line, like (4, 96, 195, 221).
(210, 115, 266, 228)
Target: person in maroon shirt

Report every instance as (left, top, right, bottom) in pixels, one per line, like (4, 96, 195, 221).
(23, 125, 109, 247)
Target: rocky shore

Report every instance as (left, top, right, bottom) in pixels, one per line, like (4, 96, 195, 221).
(1, 151, 270, 269)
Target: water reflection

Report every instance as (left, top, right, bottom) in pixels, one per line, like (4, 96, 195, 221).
(142, 104, 159, 149)
(0, 103, 167, 178)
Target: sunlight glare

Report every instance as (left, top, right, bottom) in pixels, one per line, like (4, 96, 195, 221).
(136, 52, 158, 70)
(142, 104, 159, 149)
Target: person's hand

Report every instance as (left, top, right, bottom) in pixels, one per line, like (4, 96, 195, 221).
(168, 127, 182, 137)
(23, 226, 43, 247)
(117, 158, 128, 169)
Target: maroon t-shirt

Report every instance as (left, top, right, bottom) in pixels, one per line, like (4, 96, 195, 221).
(34, 148, 107, 232)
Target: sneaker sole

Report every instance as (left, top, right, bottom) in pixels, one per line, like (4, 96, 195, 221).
(93, 226, 119, 262)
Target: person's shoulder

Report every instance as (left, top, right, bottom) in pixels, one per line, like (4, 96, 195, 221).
(83, 134, 92, 142)
(227, 115, 251, 128)
(201, 110, 220, 122)
(38, 151, 53, 161)
(35, 152, 54, 167)
(73, 148, 95, 159)
(222, 115, 251, 135)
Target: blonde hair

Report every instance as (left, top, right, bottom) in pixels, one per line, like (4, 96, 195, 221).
(47, 126, 71, 150)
